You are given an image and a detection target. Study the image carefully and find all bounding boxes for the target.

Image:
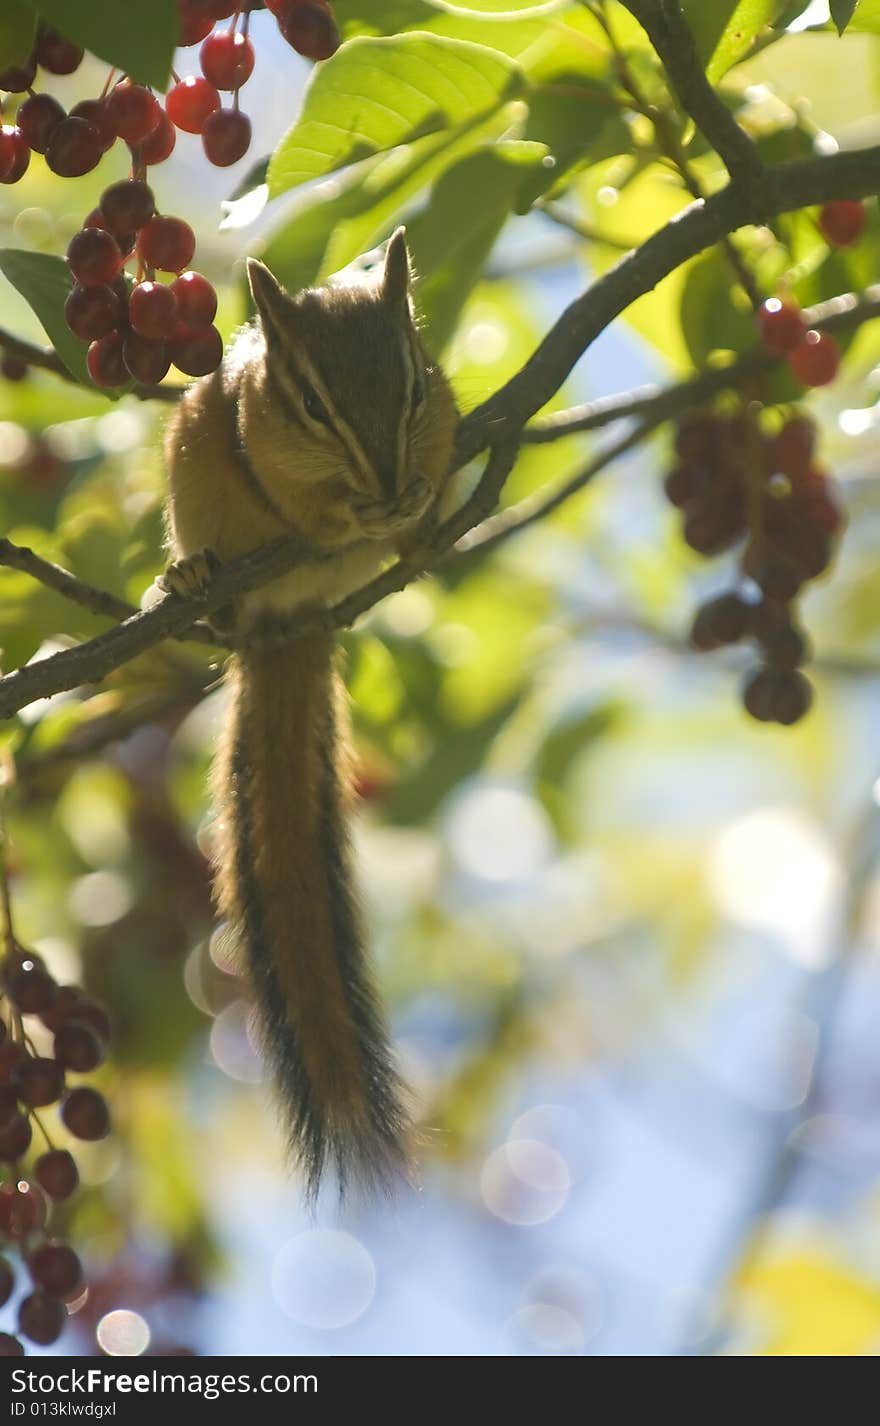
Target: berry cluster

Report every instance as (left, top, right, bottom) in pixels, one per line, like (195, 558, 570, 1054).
(0, 950, 112, 1354)
(665, 405, 844, 724)
(66, 178, 221, 388)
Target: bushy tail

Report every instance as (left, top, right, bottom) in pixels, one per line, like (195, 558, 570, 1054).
(212, 633, 407, 1196)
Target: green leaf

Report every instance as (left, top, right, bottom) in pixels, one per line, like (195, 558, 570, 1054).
(0, 0, 36, 69)
(518, 77, 632, 209)
(0, 250, 90, 387)
(23, 0, 178, 89)
(830, 0, 860, 32)
(406, 141, 548, 351)
(680, 249, 756, 367)
(266, 33, 522, 198)
(680, 0, 794, 82)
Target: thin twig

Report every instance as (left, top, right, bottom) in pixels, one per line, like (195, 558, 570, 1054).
(0, 326, 178, 403)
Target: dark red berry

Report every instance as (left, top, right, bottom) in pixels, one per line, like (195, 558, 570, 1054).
(690, 593, 751, 651)
(107, 83, 162, 144)
(65, 284, 123, 342)
(171, 271, 217, 327)
(818, 199, 866, 248)
(18, 1292, 65, 1347)
(16, 94, 65, 155)
(0, 59, 37, 92)
(278, 1, 341, 61)
(34, 1150, 79, 1201)
(757, 298, 806, 356)
(0, 1334, 24, 1357)
(166, 76, 221, 134)
(61, 1087, 111, 1141)
(202, 107, 251, 165)
(771, 416, 816, 478)
(743, 668, 780, 722)
(28, 1241, 83, 1299)
(759, 621, 808, 669)
(773, 669, 813, 725)
(54, 1020, 106, 1074)
(39, 985, 84, 1033)
(0, 1041, 26, 1085)
(123, 332, 171, 384)
(0, 1181, 45, 1239)
(200, 31, 256, 89)
(7, 962, 57, 1015)
(170, 324, 223, 376)
(0, 1258, 13, 1308)
(178, 0, 216, 46)
(742, 543, 803, 600)
(99, 179, 156, 237)
(1, 354, 27, 382)
(15, 1056, 64, 1108)
(72, 1001, 112, 1044)
(87, 332, 129, 389)
(789, 330, 841, 388)
(0, 127, 30, 184)
(0, 1087, 18, 1131)
(45, 117, 102, 177)
(0, 1113, 33, 1162)
(140, 110, 177, 165)
(129, 282, 178, 340)
(35, 26, 84, 75)
(137, 215, 196, 273)
(70, 99, 117, 153)
(67, 228, 123, 288)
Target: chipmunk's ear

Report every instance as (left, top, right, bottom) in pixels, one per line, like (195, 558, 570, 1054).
(382, 227, 411, 307)
(247, 258, 293, 342)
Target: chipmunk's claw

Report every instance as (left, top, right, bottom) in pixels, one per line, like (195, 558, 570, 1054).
(159, 548, 219, 599)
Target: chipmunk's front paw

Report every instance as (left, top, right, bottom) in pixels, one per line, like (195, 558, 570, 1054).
(159, 548, 219, 599)
(351, 476, 434, 538)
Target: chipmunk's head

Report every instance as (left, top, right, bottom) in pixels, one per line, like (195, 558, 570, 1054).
(245, 230, 457, 540)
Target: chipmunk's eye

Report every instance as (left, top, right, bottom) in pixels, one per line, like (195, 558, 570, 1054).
(302, 382, 330, 425)
(411, 375, 425, 410)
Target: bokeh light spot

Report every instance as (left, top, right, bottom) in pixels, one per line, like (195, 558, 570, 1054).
(96, 1309, 151, 1356)
(481, 1139, 570, 1226)
(447, 784, 554, 882)
(272, 1230, 376, 1330)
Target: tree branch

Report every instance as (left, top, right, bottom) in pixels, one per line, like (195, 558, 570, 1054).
(0, 326, 179, 403)
(456, 145, 880, 464)
(0, 538, 223, 647)
(619, 0, 764, 193)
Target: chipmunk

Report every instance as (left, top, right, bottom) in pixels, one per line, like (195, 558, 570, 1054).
(162, 230, 458, 1195)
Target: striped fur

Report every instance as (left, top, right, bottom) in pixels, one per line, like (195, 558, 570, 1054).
(212, 635, 407, 1196)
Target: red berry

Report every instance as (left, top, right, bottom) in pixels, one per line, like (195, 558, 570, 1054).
(171, 271, 217, 326)
(39, 984, 84, 1033)
(70, 99, 117, 153)
(65, 283, 124, 342)
(34, 1149, 79, 1201)
(123, 331, 171, 384)
(54, 1020, 106, 1073)
(202, 107, 251, 166)
(18, 1292, 65, 1347)
(129, 282, 179, 340)
(770, 416, 816, 478)
(0, 1112, 31, 1161)
(61, 1087, 111, 1140)
(178, 3, 214, 46)
(0, 1258, 13, 1308)
(35, 26, 84, 75)
(0, 1335, 24, 1357)
(16, 94, 65, 155)
(0, 1087, 18, 1131)
(757, 298, 806, 356)
(137, 215, 196, 273)
(170, 324, 223, 376)
(45, 116, 102, 177)
(107, 83, 162, 144)
(73, 1001, 112, 1044)
(100, 179, 156, 236)
(0, 127, 30, 184)
(818, 199, 866, 248)
(0, 59, 37, 92)
(15, 1056, 65, 1108)
(166, 76, 221, 134)
(0, 1181, 45, 1239)
(140, 110, 177, 166)
(28, 1241, 83, 1299)
(200, 31, 256, 89)
(6, 961, 56, 1014)
(788, 329, 841, 388)
(689, 594, 751, 650)
(278, 2, 341, 61)
(67, 228, 123, 288)
(0, 1041, 26, 1085)
(87, 332, 129, 389)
